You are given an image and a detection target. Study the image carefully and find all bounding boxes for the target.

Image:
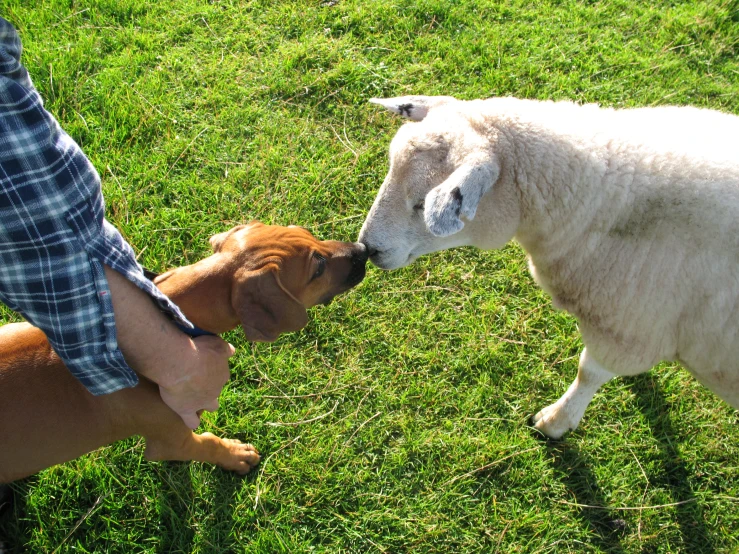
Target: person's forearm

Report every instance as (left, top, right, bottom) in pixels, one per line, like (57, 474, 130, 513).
(103, 265, 233, 429)
(103, 265, 194, 388)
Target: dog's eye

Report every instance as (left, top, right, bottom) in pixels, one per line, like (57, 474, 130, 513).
(312, 254, 326, 280)
(413, 200, 424, 212)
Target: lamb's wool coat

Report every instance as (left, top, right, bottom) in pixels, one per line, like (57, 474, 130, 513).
(359, 96, 739, 437)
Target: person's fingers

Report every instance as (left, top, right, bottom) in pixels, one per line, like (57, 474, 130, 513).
(156, 336, 235, 429)
(202, 398, 220, 412)
(193, 335, 236, 357)
(160, 388, 201, 429)
(181, 411, 201, 430)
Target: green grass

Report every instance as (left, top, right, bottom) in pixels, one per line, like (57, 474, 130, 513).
(2, 0, 739, 552)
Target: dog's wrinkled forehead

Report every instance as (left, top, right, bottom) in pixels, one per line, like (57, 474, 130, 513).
(210, 221, 318, 254)
(208, 222, 330, 278)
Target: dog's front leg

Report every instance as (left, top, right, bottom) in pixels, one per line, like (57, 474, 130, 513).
(138, 399, 260, 474)
(144, 427, 260, 475)
(531, 348, 614, 439)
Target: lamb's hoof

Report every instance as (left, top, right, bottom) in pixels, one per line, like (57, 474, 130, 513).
(530, 404, 572, 440)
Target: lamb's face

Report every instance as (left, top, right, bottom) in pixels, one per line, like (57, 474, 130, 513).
(358, 124, 468, 269)
(358, 96, 500, 270)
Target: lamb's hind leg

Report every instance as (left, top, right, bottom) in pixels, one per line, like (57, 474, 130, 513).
(144, 418, 260, 475)
(532, 348, 614, 439)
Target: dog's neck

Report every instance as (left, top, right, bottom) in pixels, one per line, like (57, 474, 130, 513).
(153, 255, 240, 335)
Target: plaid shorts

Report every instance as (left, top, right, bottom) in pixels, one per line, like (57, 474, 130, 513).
(0, 17, 193, 395)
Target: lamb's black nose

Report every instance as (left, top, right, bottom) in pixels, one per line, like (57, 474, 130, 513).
(362, 244, 379, 258)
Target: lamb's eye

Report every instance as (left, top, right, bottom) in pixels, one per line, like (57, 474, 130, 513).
(312, 254, 326, 280)
(413, 200, 425, 212)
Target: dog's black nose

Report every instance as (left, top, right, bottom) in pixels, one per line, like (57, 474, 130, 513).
(346, 243, 368, 287)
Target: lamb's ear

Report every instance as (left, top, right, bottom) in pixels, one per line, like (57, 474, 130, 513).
(369, 95, 456, 121)
(424, 160, 499, 237)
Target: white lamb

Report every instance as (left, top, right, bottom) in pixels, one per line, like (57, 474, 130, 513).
(358, 95, 739, 438)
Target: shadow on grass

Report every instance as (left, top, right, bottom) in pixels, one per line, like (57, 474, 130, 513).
(545, 373, 717, 554)
(545, 441, 628, 554)
(629, 374, 717, 554)
(200, 471, 250, 552)
(153, 463, 198, 553)
(0, 460, 253, 553)
(0, 481, 31, 554)
(154, 459, 257, 553)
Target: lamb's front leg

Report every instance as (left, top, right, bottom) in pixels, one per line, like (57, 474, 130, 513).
(532, 348, 614, 439)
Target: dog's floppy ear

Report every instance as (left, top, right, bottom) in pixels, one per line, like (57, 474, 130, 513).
(370, 95, 456, 122)
(424, 159, 499, 237)
(231, 265, 309, 342)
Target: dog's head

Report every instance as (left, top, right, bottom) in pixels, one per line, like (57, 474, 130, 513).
(358, 95, 519, 270)
(209, 221, 367, 342)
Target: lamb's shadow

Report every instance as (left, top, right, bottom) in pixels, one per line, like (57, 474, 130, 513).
(155, 457, 258, 553)
(545, 441, 628, 553)
(629, 374, 716, 553)
(544, 373, 717, 553)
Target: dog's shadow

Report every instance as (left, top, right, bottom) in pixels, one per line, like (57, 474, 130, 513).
(544, 373, 717, 553)
(151, 463, 199, 552)
(0, 459, 252, 553)
(154, 459, 257, 553)
(0, 481, 31, 554)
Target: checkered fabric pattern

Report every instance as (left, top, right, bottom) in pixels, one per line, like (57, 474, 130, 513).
(0, 17, 193, 395)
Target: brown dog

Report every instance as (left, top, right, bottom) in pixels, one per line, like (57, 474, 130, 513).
(0, 222, 367, 483)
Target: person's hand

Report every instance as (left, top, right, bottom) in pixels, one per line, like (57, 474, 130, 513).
(157, 335, 236, 429)
(103, 265, 236, 429)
